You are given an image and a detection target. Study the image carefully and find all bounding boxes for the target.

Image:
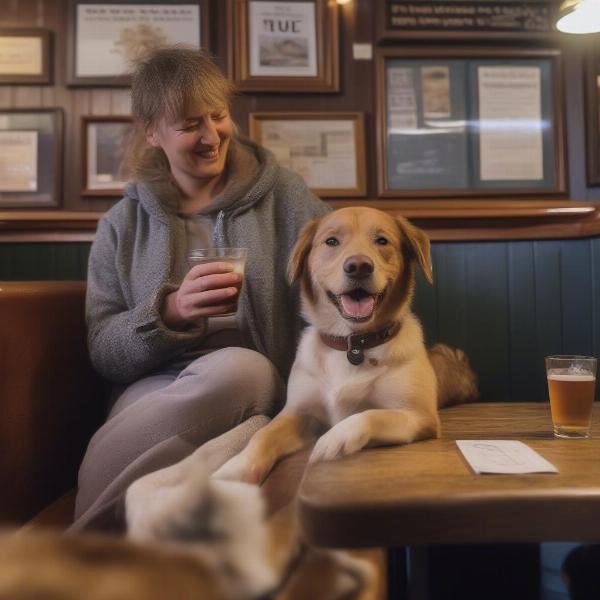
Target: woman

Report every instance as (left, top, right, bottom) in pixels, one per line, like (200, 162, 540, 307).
(73, 46, 329, 530)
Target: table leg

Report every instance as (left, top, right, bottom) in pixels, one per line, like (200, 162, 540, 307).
(387, 547, 408, 600)
(387, 547, 431, 600)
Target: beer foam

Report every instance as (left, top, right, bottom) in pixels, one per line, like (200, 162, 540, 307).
(547, 371, 595, 382)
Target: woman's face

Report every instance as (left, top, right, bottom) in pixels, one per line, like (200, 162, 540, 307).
(147, 104, 234, 188)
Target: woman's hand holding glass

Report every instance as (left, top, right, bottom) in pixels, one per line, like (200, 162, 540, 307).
(162, 262, 242, 329)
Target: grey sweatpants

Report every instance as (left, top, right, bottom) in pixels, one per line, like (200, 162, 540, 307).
(71, 347, 284, 532)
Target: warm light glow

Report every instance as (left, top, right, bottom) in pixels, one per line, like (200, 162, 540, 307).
(336, 0, 352, 4)
(556, 0, 600, 34)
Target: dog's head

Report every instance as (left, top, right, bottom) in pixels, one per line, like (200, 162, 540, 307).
(289, 207, 432, 334)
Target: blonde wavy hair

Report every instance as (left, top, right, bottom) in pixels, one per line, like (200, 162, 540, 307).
(122, 46, 235, 184)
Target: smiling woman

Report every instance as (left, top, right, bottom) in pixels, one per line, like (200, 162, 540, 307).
(72, 46, 330, 532)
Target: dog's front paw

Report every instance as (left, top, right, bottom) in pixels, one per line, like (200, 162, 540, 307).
(309, 416, 369, 463)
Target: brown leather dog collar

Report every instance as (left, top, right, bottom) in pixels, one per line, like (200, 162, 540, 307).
(319, 321, 402, 366)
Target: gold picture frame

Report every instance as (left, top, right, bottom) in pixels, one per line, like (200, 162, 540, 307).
(0, 28, 52, 85)
(249, 112, 366, 197)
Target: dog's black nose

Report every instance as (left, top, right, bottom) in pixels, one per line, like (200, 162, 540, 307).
(343, 255, 374, 279)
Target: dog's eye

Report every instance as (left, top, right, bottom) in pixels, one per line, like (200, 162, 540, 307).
(376, 237, 389, 245)
(325, 237, 339, 247)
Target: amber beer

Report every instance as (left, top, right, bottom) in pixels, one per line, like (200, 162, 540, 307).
(546, 356, 597, 439)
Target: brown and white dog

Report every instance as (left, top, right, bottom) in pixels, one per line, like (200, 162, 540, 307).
(2, 208, 474, 600)
(213, 206, 477, 484)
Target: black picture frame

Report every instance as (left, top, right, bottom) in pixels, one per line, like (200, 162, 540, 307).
(0, 109, 63, 208)
(376, 46, 567, 199)
(586, 48, 600, 187)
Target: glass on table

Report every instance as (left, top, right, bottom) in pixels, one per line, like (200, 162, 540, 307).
(545, 355, 597, 439)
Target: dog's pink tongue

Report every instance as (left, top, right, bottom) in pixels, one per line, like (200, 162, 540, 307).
(341, 294, 374, 318)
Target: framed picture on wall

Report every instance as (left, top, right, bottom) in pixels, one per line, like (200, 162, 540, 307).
(375, 0, 557, 41)
(67, 0, 210, 86)
(249, 112, 366, 197)
(82, 116, 133, 196)
(0, 109, 63, 208)
(376, 47, 567, 198)
(0, 28, 52, 84)
(585, 48, 600, 187)
(228, 0, 339, 92)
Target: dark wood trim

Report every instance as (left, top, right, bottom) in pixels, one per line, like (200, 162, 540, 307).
(0, 211, 102, 242)
(4, 201, 600, 242)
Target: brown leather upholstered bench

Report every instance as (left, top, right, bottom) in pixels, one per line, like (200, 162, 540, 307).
(1, 280, 385, 598)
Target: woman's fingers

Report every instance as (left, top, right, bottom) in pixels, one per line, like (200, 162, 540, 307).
(187, 262, 235, 278)
(179, 287, 239, 313)
(186, 272, 242, 293)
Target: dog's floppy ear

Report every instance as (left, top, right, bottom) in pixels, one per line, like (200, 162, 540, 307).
(396, 216, 433, 284)
(288, 218, 321, 285)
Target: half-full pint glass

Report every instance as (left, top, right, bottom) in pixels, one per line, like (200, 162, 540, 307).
(187, 248, 247, 316)
(546, 355, 597, 439)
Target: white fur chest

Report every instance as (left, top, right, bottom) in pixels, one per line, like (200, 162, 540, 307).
(290, 328, 390, 426)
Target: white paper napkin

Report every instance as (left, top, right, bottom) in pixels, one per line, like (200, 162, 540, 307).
(456, 440, 558, 474)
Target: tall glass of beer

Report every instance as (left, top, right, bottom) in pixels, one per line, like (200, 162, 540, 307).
(546, 355, 597, 439)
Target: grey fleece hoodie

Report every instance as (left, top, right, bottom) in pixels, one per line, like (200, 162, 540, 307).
(86, 137, 330, 384)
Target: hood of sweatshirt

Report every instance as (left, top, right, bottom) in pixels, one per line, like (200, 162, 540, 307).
(123, 136, 280, 225)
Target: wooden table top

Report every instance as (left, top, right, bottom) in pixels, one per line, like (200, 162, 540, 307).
(298, 403, 600, 548)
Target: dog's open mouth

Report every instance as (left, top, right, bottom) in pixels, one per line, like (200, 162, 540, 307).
(327, 287, 386, 322)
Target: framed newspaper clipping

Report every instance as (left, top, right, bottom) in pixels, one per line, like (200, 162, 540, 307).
(249, 112, 366, 197)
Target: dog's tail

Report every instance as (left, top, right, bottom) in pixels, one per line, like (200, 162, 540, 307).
(428, 343, 479, 408)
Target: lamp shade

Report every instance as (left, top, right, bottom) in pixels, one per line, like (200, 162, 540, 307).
(555, 0, 600, 34)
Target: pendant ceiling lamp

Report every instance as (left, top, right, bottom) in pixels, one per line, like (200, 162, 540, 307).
(555, 0, 600, 34)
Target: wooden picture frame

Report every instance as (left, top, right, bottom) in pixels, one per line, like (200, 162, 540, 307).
(249, 112, 366, 197)
(0, 28, 52, 85)
(67, 0, 211, 86)
(0, 109, 63, 208)
(586, 48, 600, 187)
(375, 0, 557, 42)
(228, 0, 339, 93)
(376, 46, 567, 199)
(82, 116, 133, 196)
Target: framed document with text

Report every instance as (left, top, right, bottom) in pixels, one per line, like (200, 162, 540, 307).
(228, 0, 339, 92)
(82, 116, 133, 196)
(0, 109, 63, 208)
(249, 112, 366, 197)
(67, 0, 210, 86)
(0, 28, 51, 84)
(376, 47, 566, 198)
(375, 0, 557, 41)
(586, 47, 600, 187)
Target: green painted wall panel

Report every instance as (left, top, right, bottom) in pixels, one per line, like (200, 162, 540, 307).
(3, 238, 599, 403)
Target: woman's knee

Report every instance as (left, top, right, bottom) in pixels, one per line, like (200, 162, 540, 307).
(182, 347, 284, 415)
